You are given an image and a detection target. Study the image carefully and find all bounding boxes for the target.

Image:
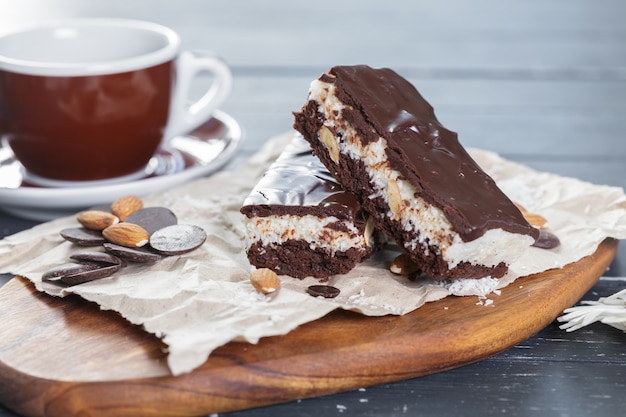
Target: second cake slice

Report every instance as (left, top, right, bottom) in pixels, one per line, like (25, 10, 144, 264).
(240, 134, 376, 279)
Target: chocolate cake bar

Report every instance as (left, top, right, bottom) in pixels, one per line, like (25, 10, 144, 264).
(294, 65, 538, 279)
(240, 134, 376, 279)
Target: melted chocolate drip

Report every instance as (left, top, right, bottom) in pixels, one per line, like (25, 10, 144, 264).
(326, 65, 538, 242)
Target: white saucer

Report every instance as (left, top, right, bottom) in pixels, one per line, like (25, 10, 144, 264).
(0, 110, 243, 221)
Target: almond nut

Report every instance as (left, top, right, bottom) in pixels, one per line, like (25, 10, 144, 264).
(524, 212, 547, 229)
(387, 179, 403, 219)
(363, 215, 375, 246)
(513, 202, 547, 228)
(111, 195, 144, 221)
(390, 253, 420, 275)
(250, 268, 281, 295)
(76, 210, 119, 231)
(102, 223, 150, 248)
(513, 202, 528, 214)
(319, 125, 340, 164)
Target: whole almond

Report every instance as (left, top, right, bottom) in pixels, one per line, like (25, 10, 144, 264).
(390, 253, 420, 275)
(111, 195, 144, 221)
(250, 268, 281, 295)
(523, 212, 547, 229)
(102, 223, 150, 248)
(76, 210, 119, 231)
(513, 202, 547, 229)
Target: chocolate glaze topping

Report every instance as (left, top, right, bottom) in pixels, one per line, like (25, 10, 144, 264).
(241, 135, 362, 221)
(323, 65, 538, 242)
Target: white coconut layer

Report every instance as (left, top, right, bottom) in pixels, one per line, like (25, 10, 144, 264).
(244, 214, 374, 255)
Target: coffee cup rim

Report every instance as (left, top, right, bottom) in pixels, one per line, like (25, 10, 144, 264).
(0, 18, 181, 76)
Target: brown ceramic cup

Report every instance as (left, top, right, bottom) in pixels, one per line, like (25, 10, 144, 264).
(0, 18, 232, 185)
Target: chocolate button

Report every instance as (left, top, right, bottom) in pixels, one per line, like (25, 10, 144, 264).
(149, 224, 207, 255)
(60, 263, 122, 286)
(532, 230, 560, 249)
(70, 251, 123, 266)
(103, 242, 162, 263)
(42, 262, 100, 282)
(60, 227, 105, 246)
(306, 285, 341, 298)
(125, 207, 178, 236)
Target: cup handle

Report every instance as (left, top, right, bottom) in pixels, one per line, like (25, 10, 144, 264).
(164, 50, 232, 140)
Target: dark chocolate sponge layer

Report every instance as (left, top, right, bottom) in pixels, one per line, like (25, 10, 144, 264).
(246, 240, 367, 279)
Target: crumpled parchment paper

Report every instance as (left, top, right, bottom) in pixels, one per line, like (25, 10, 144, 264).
(1, 131, 626, 375)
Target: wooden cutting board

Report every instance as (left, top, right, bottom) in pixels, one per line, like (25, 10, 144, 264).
(0, 239, 618, 417)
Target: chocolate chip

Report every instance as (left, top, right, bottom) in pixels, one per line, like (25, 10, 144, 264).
(42, 262, 101, 282)
(532, 229, 560, 249)
(70, 251, 123, 266)
(60, 227, 105, 246)
(125, 207, 178, 236)
(103, 242, 162, 263)
(149, 224, 207, 255)
(60, 263, 122, 286)
(306, 285, 341, 298)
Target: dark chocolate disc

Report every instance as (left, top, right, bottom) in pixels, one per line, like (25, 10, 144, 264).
(103, 242, 162, 263)
(60, 263, 122, 285)
(149, 224, 207, 255)
(42, 262, 100, 282)
(306, 285, 341, 298)
(60, 227, 105, 246)
(125, 207, 178, 236)
(70, 251, 122, 265)
(532, 230, 560, 249)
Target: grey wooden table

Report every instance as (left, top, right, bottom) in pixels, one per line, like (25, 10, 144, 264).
(1, 1, 625, 416)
